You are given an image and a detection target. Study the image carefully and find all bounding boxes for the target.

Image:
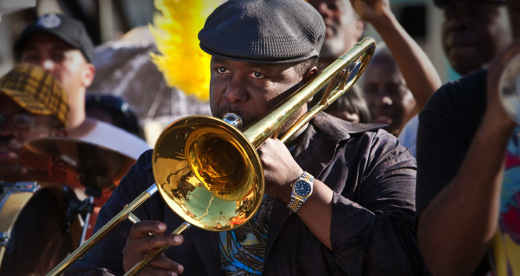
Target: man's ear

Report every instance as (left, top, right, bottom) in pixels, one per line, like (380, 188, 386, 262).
(303, 66, 319, 104)
(82, 63, 96, 87)
(303, 66, 319, 83)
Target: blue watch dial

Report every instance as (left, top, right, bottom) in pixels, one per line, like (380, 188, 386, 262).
(294, 180, 312, 197)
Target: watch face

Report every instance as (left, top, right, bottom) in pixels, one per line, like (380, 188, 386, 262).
(294, 180, 312, 197)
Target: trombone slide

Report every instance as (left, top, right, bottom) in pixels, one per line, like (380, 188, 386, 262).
(46, 185, 158, 276)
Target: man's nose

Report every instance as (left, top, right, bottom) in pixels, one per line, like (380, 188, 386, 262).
(375, 90, 393, 106)
(224, 78, 248, 103)
(450, 17, 472, 30)
(26, 57, 54, 72)
(40, 59, 56, 73)
(380, 95, 393, 106)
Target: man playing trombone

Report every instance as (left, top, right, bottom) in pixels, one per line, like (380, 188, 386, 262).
(67, 0, 424, 275)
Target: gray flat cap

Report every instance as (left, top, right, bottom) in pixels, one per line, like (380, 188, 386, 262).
(199, 0, 326, 64)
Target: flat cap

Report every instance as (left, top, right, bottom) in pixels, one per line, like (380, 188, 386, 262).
(199, 0, 326, 63)
(433, 0, 504, 7)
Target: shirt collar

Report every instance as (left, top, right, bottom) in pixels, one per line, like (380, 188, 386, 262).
(311, 112, 384, 141)
(291, 112, 384, 178)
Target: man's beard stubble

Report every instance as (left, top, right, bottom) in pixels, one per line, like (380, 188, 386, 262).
(321, 37, 347, 61)
(320, 21, 347, 61)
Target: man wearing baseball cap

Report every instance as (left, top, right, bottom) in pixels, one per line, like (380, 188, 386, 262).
(0, 63, 68, 182)
(68, 0, 422, 275)
(13, 13, 150, 160)
(434, 0, 512, 76)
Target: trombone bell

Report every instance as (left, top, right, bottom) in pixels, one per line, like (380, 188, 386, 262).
(153, 116, 264, 230)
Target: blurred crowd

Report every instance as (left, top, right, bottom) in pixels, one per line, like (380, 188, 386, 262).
(0, 0, 519, 275)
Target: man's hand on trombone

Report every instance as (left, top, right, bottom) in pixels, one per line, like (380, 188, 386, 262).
(258, 138, 304, 201)
(123, 220, 185, 275)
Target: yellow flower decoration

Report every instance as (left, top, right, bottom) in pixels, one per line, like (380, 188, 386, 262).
(150, 0, 223, 101)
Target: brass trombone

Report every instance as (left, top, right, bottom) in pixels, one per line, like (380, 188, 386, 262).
(47, 37, 375, 276)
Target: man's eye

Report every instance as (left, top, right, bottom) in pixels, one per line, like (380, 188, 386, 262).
(327, 3, 339, 11)
(216, 67, 228, 74)
(51, 52, 66, 63)
(250, 72, 264, 79)
(364, 85, 379, 95)
(388, 83, 408, 96)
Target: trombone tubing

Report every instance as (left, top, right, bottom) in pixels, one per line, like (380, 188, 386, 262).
(46, 184, 159, 276)
(243, 37, 376, 146)
(280, 37, 375, 142)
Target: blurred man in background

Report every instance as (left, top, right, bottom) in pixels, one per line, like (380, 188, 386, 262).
(309, 0, 440, 137)
(401, 0, 511, 156)
(0, 63, 68, 183)
(307, 0, 370, 124)
(362, 44, 416, 135)
(0, 63, 73, 276)
(438, 0, 512, 76)
(309, 0, 365, 71)
(13, 13, 150, 159)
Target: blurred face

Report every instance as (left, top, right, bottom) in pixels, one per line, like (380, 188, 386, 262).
(308, 0, 363, 69)
(0, 95, 64, 182)
(363, 56, 415, 134)
(210, 57, 313, 132)
(441, 1, 512, 75)
(19, 33, 94, 111)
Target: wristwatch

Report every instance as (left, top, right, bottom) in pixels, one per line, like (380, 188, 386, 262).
(287, 171, 314, 213)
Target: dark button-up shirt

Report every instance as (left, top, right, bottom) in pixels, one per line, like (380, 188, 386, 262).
(67, 112, 425, 275)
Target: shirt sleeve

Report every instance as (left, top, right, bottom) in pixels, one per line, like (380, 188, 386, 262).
(329, 129, 425, 275)
(416, 70, 486, 216)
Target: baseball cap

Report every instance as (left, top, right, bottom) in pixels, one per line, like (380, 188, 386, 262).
(13, 13, 94, 63)
(198, 0, 326, 64)
(0, 63, 69, 126)
(433, 0, 505, 7)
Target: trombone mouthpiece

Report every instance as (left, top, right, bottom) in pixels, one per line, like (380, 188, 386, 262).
(223, 113, 243, 129)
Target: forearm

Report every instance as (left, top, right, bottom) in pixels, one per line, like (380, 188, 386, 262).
(370, 9, 441, 109)
(417, 120, 514, 275)
(276, 177, 334, 249)
(294, 180, 334, 249)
